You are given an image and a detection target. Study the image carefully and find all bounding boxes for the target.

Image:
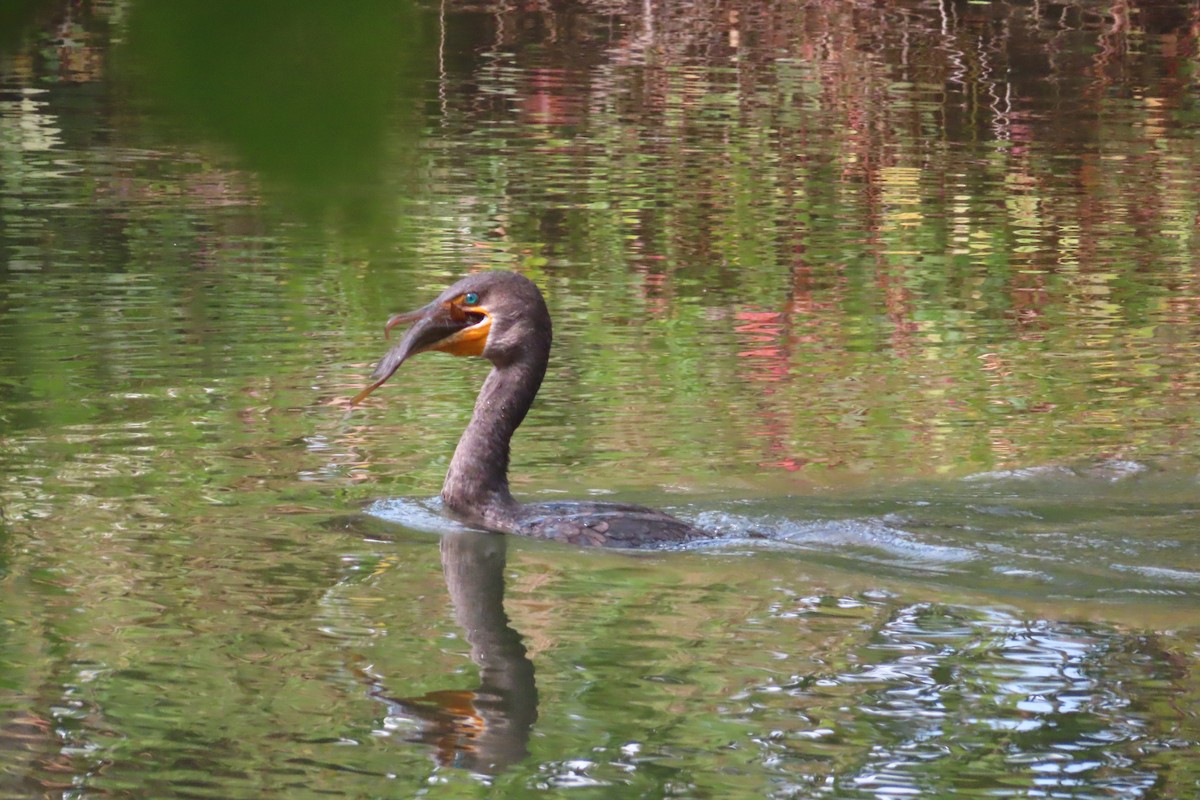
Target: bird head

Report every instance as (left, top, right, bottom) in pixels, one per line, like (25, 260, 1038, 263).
(352, 271, 551, 405)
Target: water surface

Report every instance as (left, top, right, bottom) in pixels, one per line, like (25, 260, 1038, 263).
(1, 1, 1199, 797)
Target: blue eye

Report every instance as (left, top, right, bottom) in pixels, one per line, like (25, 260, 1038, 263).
(464, 292, 479, 305)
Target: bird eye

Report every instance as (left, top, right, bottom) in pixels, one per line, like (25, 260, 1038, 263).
(464, 292, 479, 305)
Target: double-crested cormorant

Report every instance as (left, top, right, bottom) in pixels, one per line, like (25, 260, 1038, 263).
(354, 271, 703, 548)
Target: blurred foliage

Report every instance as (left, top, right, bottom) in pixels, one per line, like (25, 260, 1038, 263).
(120, 0, 435, 229)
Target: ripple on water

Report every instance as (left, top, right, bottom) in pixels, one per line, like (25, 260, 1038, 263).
(1108, 563, 1200, 586)
(694, 509, 979, 568)
(963, 459, 1151, 486)
(364, 496, 473, 536)
(739, 603, 1178, 798)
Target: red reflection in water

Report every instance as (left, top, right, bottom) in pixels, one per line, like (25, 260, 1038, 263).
(734, 307, 805, 470)
(521, 68, 582, 128)
(735, 310, 787, 379)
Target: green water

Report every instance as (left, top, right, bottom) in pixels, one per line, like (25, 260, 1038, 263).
(1, 1, 1199, 797)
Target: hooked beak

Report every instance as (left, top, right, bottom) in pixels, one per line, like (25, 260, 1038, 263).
(352, 299, 491, 405)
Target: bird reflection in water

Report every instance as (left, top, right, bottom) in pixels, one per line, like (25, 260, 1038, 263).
(354, 531, 537, 773)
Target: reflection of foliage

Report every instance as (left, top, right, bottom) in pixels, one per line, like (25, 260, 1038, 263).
(1, 3, 1199, 797)
(408, 0, 1200, 485)
(0, 0, 1197, 490)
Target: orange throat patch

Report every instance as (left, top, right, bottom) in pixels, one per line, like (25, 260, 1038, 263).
(435, 314, 490, 357)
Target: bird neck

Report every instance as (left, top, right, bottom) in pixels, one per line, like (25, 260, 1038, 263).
(441, 349, 548, 526)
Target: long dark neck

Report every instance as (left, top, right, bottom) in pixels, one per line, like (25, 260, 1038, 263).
(441, 349, 548, 526)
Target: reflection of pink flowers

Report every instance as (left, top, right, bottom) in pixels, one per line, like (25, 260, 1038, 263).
(635, 268, 670, 316)
(736, 308, 807, 471)
(735, 310, 788, 382)
(522, 69, 582, 128)
(735, 310, 782, 329)
(768, 456, 810, 472)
